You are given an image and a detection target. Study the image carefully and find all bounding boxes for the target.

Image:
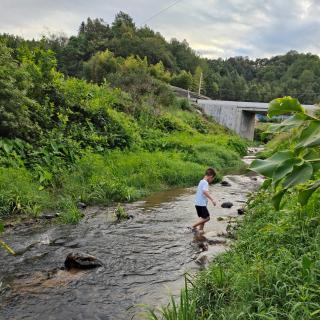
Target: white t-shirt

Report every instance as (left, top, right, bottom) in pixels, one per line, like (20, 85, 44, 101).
(195, 179, 209, 206)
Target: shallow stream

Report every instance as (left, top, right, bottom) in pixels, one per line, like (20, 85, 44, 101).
(0, 154, 263, 320)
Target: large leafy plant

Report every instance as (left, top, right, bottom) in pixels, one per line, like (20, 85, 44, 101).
(250, 97, 320, 209)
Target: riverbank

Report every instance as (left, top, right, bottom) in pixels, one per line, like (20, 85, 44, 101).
(149, 158, 320, 320)
(1, 133, 247, 229)
(0, 41, 248, 229)
(0, 170, 262, 320)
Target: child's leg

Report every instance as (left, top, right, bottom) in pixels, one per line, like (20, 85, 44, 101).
(192, 217, 210, 229)
(198, 222, 205, 231)
(198, 217, 210, 231)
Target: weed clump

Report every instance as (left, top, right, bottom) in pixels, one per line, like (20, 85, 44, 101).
(114, 204, 129, 221)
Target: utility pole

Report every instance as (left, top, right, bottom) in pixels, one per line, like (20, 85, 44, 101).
(198, 72, 203, 96)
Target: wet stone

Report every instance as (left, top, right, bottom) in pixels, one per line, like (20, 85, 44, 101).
(64, 252, 103, 270)
(64, 241, 80, 248)
(40, 213, 59, 219)
(221, 202, 233, 208)
(52, 238, 67, 246)
(220, 181, 232, 187)
(77, 202, 87, 209)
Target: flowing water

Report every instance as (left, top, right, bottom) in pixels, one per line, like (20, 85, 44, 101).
(0, 162, 263, 320)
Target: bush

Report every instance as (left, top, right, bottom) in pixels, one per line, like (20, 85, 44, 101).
(156, 113, 192, 133)
(227, 136, 248, 156)
(114, 204, 129, 221)
(0, 167, 50, 217)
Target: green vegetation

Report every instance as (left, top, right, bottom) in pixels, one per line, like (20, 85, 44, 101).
(0, 39, 247, 226)
(114, 204, 129, 221)
(148, 98, 320, 319)
(1, 8, 320, 316)
(251, 97, 320, 209)
(147, 277, 199, 320)
(148, 190, 320, 319)
(2, 13, 320, 104)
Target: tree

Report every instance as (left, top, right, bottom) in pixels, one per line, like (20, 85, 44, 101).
(84, 50, 119, 83)
(149, 61, 171, 83)
(57, 34, 88, 77)
(0, 41, 39, 140)
(170, 70, 193, 90)
(192, 66, 204, 93)
(169, 38, 201, 73)
(112, 11, 136, 37)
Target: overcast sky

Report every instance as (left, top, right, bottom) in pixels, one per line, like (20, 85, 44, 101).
(1, 0, 320, 59)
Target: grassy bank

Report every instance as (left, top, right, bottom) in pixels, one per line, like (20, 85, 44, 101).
(148, 188, 320, 320)
(0, 41, 248, 224)
(147, 98, 320, 320)
(0, 131, 247, 224)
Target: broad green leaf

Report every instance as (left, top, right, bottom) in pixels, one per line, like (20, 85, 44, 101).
(304, 149, 320, 172)
(267, 114, 311, 134)
(281, 113, 312, 125)
(298, 180, 320, 205)
(296, 121, 320, 149)
(260, 178, 272, 190)
(267, 123, 284, 133)
(273, 158, 302, 183)
(272, 189, 286, 210)
(304, 149, 320, 160)
(250, 151, 293, 178)
(311, 161, 320, 174)
(283, 162, 313, 188)
(268, 97, 304, 118)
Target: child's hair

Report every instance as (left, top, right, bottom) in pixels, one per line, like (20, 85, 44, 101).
(205, 167, 216, 177)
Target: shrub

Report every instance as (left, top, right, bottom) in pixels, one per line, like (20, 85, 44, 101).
(0, 167, 50, 217)
(114, 204, 129, 221)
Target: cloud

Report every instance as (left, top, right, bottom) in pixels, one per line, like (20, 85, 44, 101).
(1, 0, 320, 59)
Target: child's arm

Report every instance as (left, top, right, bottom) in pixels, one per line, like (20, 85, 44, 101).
(203, 190, 216, 206)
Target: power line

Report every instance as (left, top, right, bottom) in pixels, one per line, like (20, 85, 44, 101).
(141, 0, 184, 25)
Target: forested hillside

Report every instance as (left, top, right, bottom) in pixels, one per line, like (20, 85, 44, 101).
(0, 33, 247, 224)
(2, 12, 320, 104)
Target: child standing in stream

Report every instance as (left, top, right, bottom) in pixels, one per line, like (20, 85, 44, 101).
(189, 168, 216, 234)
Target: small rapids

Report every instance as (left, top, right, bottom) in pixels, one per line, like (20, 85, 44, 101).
(0, 159, 263, 320)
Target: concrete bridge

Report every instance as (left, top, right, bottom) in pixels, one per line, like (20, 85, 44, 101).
(197, 99, 317, 140)
(170, 86, 317, 140)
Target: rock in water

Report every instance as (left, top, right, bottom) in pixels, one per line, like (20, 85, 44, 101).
(220, 181, 231, 187)
(64, 252, 103, 270)
(40, 213, 59, 219)
(195, 255, 208, 266)
(221, 202, 233, 208)
(77, 202, 87, 209)
(237, 208, 245, 215)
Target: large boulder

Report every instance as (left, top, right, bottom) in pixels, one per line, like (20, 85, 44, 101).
(64, 252, 103, 270)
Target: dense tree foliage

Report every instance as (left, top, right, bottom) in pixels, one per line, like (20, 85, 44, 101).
(2, 13, 320, 104)
(0, 38, 247, 224)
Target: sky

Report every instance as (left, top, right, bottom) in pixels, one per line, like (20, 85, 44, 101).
(1, 0, 320, 59)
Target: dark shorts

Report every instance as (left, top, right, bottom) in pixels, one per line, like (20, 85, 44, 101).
(195, 205, 210, 219)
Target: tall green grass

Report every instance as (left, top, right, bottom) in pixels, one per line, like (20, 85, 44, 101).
(0, 112, 248, 223)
